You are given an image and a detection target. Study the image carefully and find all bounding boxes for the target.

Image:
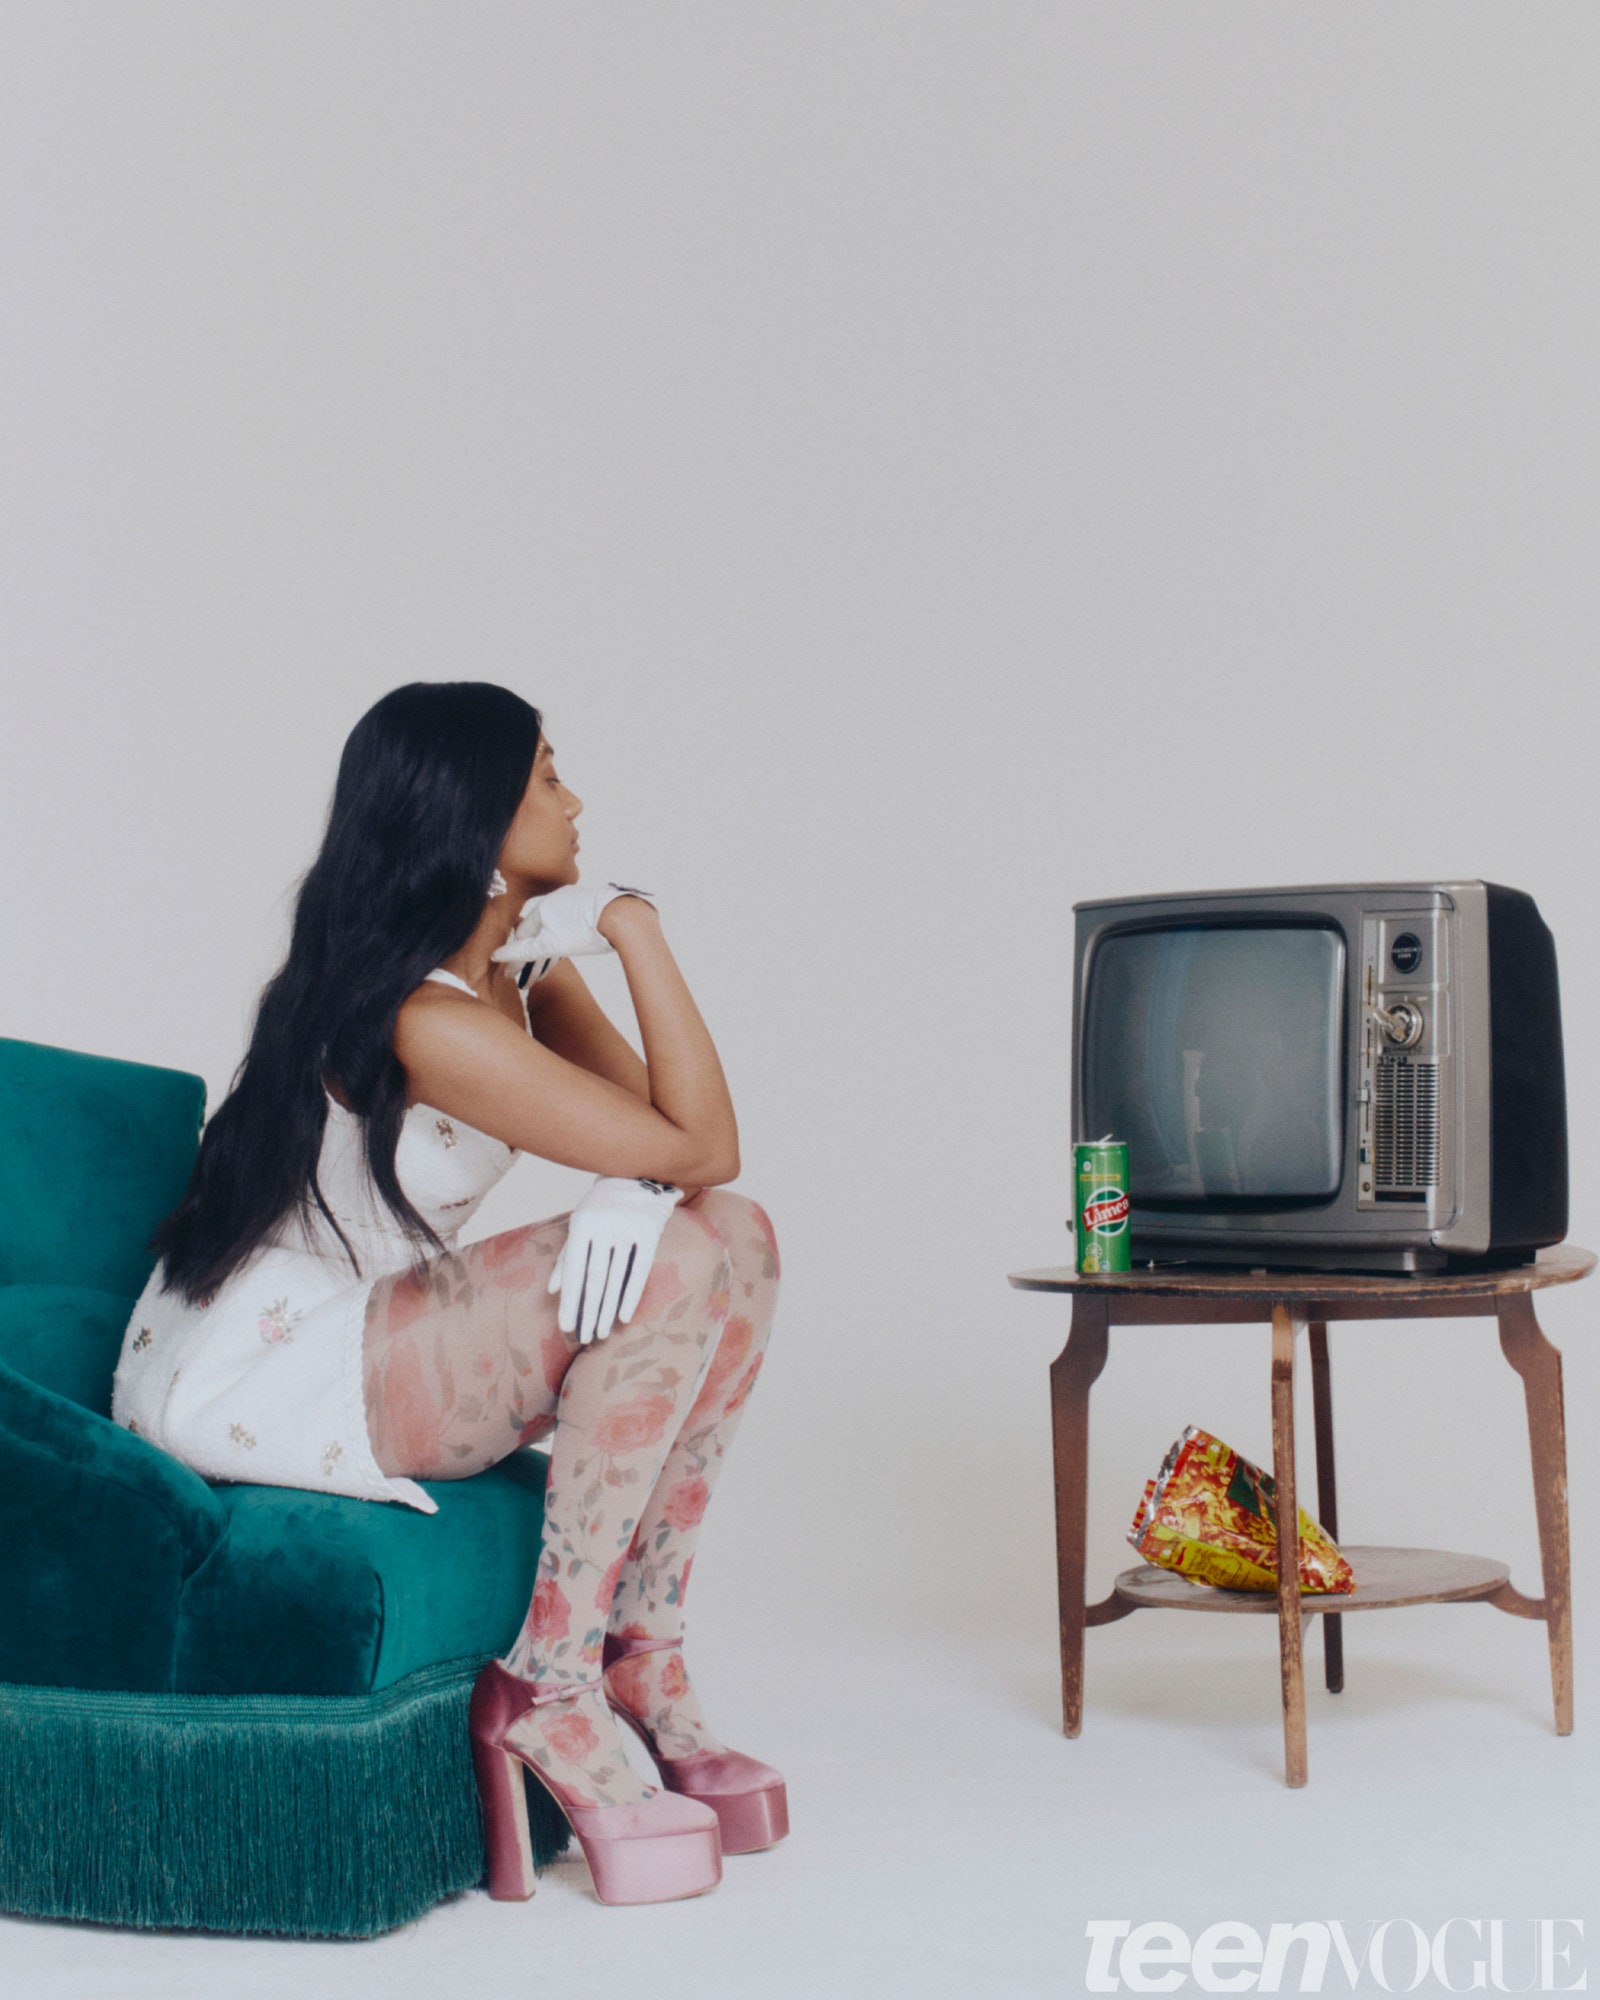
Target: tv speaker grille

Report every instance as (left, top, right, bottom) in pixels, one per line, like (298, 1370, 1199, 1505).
(1374, 1058, 1439, 1191)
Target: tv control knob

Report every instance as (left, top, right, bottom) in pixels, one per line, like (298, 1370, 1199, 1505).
(1377, 1001, 1424, 1050)
(1390, 933, 1424, 975)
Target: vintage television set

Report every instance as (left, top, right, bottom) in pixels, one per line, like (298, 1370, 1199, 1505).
(1072, 881, 1567, 1273)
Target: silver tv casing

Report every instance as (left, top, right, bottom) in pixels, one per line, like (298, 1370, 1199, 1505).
(1072, 882, 1498, 1273)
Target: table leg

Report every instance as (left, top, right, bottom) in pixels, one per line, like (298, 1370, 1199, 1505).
(1308, 1321, 1344, 1695)
(1271, 1304, 1309, 1787)
(1049, 1293, 1110, 1737)
(1498, 1292, 1573, 1735)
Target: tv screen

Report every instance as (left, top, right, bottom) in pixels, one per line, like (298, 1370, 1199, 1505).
(1083, 924, 1347, 1202)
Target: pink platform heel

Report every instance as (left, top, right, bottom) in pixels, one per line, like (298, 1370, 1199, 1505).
(601, 1633, 790, 1855)
(468, 1660, 723, 1905)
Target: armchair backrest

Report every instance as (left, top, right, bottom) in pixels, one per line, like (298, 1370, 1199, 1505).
(0, 1042, 226, 1693)
(0, 1036, 205, 1409)
(0, 1035, 205, 1294)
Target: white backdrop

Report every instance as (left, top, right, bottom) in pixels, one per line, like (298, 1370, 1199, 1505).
(4, 6, 1599, 1993)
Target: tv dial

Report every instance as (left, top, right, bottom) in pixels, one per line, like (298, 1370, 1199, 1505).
(1370, 999, 1425, 1050)
(1390, 932, 1424, 975)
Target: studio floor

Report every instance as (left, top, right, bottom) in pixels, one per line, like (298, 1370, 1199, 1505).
(6, 1596, 1596, 2000)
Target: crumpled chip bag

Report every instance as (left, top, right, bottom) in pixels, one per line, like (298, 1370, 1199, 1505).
(1129, 1425, 1355, 1594)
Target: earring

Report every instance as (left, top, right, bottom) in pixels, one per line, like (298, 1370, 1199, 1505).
(487, 867, 509, 900)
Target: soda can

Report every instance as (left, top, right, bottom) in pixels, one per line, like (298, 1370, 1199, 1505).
(1074, 1139, 1131, 1275)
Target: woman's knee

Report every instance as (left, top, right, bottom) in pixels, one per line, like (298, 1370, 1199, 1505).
(635, 1206, 732, 1325)
(690, 1188, 780, 1282)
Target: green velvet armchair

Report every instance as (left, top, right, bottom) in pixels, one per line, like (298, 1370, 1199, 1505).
(0, 1034, 568, 1937)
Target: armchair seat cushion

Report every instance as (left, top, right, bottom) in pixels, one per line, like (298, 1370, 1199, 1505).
(175, 1448, 551, 1697)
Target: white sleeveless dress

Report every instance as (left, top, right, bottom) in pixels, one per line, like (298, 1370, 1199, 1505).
(111, 968, 534, 1515)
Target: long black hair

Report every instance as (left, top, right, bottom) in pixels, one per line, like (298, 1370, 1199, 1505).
(148, 681, 543, 1306)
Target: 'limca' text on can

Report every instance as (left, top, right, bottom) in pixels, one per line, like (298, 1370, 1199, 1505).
(1074, 1139, 1131, 1275)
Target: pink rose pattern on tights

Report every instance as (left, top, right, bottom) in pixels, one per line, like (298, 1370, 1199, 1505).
(594, 1195, 778, 1757)
(361, 1189, 779, 1806)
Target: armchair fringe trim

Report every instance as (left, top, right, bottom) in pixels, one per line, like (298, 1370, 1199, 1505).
(0, 1658, 570, 1937)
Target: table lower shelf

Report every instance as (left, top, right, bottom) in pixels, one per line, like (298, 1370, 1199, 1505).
(1112, 1545, 1510, 1614)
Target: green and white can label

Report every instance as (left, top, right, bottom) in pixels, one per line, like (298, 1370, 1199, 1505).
(1074, 1140, 1131, 1275)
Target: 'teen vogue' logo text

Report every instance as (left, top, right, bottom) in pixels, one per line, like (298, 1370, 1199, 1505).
(1083, 1919, 1586, 1993)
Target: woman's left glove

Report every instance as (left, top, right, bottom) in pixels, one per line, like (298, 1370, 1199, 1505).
(491, 882, 657, 984)
(550, 1176, 685, 1344)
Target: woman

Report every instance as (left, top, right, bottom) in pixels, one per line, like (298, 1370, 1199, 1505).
(111, 681, 784, 1907)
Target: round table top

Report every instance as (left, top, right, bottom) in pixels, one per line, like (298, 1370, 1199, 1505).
(1007, 1242, 1595, 1302)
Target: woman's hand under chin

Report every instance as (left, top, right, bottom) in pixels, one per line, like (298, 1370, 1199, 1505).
(490, 881, 658, 969)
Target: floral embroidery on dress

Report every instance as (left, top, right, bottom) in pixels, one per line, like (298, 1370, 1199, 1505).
(131, 1326, 153, 1352)
(439, 1196, 474, 1211)
(434, 1117, 459, 1149)
(228, 1423, 257, 1449)
(321, 1442, 344, 1476)
(257, 1296, 303, 1345)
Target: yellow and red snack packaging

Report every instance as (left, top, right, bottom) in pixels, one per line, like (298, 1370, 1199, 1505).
(1129, 1425, 1355, 1594)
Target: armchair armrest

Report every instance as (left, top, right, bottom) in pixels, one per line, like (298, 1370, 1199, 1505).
(0, 1360, 225, 1691)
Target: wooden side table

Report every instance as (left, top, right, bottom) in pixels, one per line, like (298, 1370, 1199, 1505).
(1008, 1246, 1592, 1786)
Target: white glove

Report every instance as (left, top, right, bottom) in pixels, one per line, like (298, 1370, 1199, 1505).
(551, 1176, 684, 1344)
(490, 881, 658, 984)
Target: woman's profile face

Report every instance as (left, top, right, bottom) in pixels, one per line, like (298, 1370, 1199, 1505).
(497, 736, 583, 892)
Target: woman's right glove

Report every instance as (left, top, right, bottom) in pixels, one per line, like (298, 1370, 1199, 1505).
(550, 1176, 685, 1344)
(490, 881, 657, 982)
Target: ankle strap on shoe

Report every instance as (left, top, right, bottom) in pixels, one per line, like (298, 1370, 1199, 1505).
(602, 1633, 683, 1668)
(525, 1674, 607, 1706)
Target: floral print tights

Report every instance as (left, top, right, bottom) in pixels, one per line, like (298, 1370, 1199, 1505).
(362, 1188, 779, 1808)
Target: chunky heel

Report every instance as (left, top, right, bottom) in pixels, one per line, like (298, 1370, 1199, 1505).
(602, 1632, 789, 1855)
(468, 1661, 723, 1906)
(470, 1670, 539, 1899)
(476, 1746, 538, 1901)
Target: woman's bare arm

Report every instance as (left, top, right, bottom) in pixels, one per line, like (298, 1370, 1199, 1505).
(393, 899, 739, 1187)
(522, 960, 649, 1101)
(519, 957, 707, 1201)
